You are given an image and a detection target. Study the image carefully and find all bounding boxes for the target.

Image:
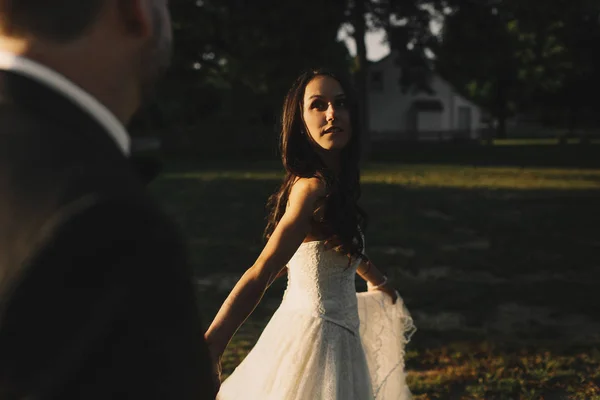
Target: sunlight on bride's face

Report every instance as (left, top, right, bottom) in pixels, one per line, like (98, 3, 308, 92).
(302, 76, 352, 151)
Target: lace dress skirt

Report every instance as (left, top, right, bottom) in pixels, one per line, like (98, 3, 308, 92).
(216, 290, 414, 400)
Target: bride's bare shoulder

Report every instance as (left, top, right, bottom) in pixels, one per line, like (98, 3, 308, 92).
(289, 177, 326, 200)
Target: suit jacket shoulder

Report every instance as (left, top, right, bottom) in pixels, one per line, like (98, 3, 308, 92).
(0, 70, 215, 399)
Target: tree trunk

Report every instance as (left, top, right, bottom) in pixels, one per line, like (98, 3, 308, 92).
(495, 78, 508, 139)
(351, 0, 370, 160)
(496, 113, 507, 139)
(567, 103, 577, 136)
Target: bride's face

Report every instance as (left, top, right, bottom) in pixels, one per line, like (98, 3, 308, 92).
(301, 76, 352, 152)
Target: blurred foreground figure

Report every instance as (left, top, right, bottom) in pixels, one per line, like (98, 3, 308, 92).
(0, 1, 215, 398)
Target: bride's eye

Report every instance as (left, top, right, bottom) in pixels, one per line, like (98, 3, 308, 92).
(311, 100, 327, 111)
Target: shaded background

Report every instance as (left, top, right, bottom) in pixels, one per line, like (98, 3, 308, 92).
(134, 1, 600, 398)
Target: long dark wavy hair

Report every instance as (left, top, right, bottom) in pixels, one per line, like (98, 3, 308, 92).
(264, 68, 368, 263)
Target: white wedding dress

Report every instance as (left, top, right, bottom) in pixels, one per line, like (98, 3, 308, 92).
(217, 240, 415, 400)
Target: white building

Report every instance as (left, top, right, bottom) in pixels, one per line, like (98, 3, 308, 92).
(367, 53, 484, 141)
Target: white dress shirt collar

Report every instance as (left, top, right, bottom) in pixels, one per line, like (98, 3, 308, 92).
(0, 51, 130, 155)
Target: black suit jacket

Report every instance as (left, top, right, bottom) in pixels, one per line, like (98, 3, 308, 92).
(0, 70, 215, 399)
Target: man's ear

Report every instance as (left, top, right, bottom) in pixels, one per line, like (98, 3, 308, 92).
(115, 0, 152, 38)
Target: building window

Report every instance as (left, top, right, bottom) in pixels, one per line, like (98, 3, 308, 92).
(370, 71, 383, 91)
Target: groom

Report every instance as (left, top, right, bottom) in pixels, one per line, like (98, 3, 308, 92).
(0, 1, 215, 398)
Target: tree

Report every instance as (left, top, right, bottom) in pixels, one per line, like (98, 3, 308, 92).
(434, 1, 524, 138)
(532, 0, 600, 134)
(348, 0, 370, 156)
(344, 0, 443, 154)
(434, 0, 600, 138)
(385, 0, 441, 93)
(159, 0, 351, 154)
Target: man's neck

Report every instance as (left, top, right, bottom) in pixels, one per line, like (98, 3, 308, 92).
(0, 36, 138, 124)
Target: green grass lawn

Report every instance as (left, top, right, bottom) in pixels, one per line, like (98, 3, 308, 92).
(150, 162, 600, 399)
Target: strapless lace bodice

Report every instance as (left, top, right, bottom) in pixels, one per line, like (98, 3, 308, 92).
(280, 241, 361, 333)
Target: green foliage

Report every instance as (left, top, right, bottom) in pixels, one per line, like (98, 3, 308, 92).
(158, 0, 352, 150)
(147, 0, 600, 148)
(158, 0, 447, 150)
(435, 0, 600, 137)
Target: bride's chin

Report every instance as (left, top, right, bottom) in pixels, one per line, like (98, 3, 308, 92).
(329, 141, 349, 151)
(321, 139, 349, 151)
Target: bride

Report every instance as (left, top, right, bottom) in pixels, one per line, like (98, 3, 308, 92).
(205, 68, 415, 399)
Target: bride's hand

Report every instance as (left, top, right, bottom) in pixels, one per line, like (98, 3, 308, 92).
(369, 280, 398, 304)
(380, 282, 398, 304)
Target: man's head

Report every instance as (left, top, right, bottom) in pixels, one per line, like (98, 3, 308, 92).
(0, 0, 173, 122)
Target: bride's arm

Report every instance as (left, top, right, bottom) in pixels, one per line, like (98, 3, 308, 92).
(204, 178, 325, 359)
(357, 260, 398, 303)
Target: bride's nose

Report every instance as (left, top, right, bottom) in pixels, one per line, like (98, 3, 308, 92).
(326, 104, 337, 121)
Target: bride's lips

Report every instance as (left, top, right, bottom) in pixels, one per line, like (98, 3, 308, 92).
(324, 126, 343, 134)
